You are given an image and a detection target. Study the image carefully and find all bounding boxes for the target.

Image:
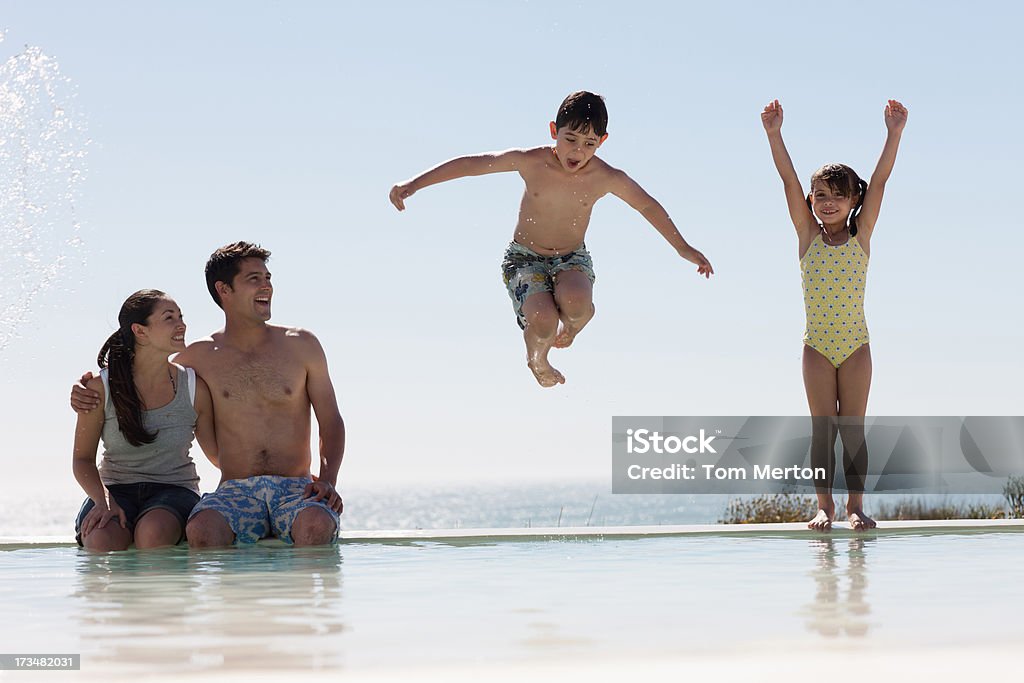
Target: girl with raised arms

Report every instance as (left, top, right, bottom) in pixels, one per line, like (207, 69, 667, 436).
(761, 98, 908, 531)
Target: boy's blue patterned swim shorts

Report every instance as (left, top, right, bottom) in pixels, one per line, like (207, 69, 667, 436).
(500, 241, 596, 329)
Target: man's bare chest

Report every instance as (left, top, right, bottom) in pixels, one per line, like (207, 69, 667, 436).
(200, 350, 305, 405)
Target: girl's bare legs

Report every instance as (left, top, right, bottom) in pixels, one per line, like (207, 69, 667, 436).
(552, 270, 595, 349)
(803, 346, 840, 530)
(803, 344, 875, 531)
(521, 293, 564, 387)
(837, 345, 874, 530)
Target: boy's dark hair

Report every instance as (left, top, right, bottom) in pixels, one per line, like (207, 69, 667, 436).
(205, 241, 272, 307)
(807, 164, 868, 236)
(555, 91, 608, 137)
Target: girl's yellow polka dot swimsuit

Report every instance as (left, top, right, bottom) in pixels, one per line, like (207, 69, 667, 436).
(800, 232, 869, 368)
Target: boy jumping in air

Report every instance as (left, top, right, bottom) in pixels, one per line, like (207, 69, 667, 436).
(389, 91, 713, 387)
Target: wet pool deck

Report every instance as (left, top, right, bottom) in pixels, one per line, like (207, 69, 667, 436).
(2, 520, 1021, 683)
(4, 518, 1024, 549)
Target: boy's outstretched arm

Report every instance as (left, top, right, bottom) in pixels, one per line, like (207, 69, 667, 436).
(857, 99, 908, 239)
(609, 170, 713, 278)
(389, 149, 530, 211)
(761, 99, 816, 236)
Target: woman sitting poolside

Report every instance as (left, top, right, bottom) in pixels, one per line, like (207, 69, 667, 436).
(72, 289, 217, 550)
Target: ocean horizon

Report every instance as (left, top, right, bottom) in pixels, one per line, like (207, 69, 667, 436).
(4, 480, 1008, 539)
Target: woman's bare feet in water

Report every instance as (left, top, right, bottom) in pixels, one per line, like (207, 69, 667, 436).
(527, 358, 565, 387)
(807, 507, 834, 531)
(846, 507, 876, 531)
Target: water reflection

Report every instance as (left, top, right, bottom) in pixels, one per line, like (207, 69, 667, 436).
(72, 545, 346, 674)
(800, 538, 871, 637)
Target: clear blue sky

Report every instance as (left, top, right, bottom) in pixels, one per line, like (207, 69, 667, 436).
(2, 1, 1022, 501)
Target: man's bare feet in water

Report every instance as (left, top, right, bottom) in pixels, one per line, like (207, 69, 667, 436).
(553, 304, 595, 349)
(807, 507, 834, 531)
(527, 357, 565, 387)
(847, 507, 876, 531)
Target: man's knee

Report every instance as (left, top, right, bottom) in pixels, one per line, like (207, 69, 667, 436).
(291, 507, 337, 546)
(186, 509, 234, 547)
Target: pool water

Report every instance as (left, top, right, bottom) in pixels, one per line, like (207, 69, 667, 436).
(1, 525, 1022, 680)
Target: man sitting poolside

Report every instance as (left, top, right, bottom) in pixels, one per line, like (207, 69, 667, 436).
(73, 242, 345, 546)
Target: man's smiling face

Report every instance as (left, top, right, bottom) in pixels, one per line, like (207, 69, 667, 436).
(222, 257, 273, 321)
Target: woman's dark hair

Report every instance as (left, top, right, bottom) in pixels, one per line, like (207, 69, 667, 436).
(806, 164, 868, 236)
(97, 289, 167, 447)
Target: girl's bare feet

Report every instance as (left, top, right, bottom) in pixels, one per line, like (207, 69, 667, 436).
(807, 507, 834, 531)
(847, 507, 876, 531)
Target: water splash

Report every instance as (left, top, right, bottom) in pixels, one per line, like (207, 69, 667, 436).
(0, 40, 88, 351)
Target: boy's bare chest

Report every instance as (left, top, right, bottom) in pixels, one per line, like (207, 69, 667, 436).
(523, 176, 605, 215)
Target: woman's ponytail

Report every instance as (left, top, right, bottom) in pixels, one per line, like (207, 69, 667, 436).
(95, 290, 166, 447)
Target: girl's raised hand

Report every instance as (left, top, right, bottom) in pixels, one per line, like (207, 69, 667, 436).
(761, 99, 783, 133)
(885, 99, 908, 132)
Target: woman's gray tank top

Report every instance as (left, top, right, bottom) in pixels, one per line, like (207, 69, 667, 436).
(97, 364, 201, 493)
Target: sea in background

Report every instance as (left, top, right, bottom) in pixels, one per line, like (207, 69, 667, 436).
(1, 481, 1009, 539)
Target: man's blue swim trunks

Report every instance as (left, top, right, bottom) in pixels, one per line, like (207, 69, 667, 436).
(188, 475, 340, 544)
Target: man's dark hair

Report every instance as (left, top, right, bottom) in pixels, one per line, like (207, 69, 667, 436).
(205, 241, 272, 308)
(555, 91, 608, 137)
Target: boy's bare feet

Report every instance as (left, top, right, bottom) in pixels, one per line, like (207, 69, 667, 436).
(807, 507, 834, 531)
(846, 507, 876, 531)
(553, 304, 594, 349)
(553, 325, 579, 349)
(527, 358, 565, 387)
